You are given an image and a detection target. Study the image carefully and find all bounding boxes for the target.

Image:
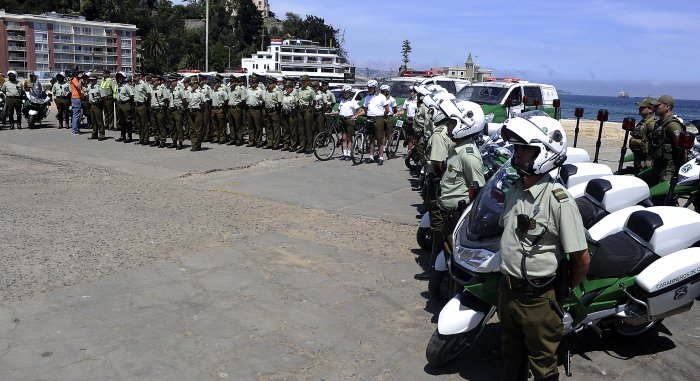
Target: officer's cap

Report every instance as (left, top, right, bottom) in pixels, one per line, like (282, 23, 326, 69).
(311, 80, 319, 87)
(134, 71, 143, 76)
(635, 97, 660, 108)
(116, 71, 127, 78)
(103, 69, 111, 74)
(657, 95, 674, 107)
(88, 75, 97, 80)
(320, 80, 329, 85)
(284, 80, 294, 88)
(300, 75, 310, 82)
(267, 76, 277, 84)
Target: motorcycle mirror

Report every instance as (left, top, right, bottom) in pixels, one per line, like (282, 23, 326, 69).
(677, 132, 695, 150)
(622, 117, 636, 131)
(575, 107, 584, 118)
(596, 109, 609, 122)
(553, 99, 560, 108)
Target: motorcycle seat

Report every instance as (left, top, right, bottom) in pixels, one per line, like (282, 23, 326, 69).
(587, 231, 660, 279)
(575, 197, 609, 230)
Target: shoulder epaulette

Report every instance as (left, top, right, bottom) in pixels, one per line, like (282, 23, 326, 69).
(465, 146, 474, 154)
(552, 187, 569, 202)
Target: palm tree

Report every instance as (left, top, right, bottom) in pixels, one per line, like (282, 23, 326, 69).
(142, 29, 169, 62)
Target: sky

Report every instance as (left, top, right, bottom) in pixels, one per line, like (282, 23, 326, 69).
(263, 0, 700, 99)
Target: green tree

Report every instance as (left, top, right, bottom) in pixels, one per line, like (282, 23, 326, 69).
(401, 40, 412, 72)
(141, 29, 169, 73)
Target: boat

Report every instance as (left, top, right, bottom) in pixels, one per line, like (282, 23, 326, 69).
(618, 91, 630, 98)
(241, 38, 355, 82)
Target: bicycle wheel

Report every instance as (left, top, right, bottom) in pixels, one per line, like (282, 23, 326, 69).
(351, 133, 365, 165)
(313, 131, 336, 161)
(386, 129, 400, 159)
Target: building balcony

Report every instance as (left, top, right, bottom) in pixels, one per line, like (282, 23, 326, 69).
(8, 35, 26, 41)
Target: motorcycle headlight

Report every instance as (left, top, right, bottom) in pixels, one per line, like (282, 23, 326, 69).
(454, 247, 497, 269)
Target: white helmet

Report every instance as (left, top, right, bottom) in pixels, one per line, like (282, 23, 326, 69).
(116, 71, 127, 78)
(501, 114, 568, 175)
(424, 91, 456, 124)
(57, 72, 66, 78)
(380, 84, 390, 92)
(449, 101, 486, 140)
(7, 70, 17, 77)
(342, 84, 353, 92)
(367, 79, 378, 88)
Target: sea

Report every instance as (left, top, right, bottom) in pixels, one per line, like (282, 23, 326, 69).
(559, 94, 700, 123)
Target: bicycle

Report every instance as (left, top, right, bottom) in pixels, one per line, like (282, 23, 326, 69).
(313, 114, 343, 161)
(350, 119, 371, 165)
(386, 117, 410, 159)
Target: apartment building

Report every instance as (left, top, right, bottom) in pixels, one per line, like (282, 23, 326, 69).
(0, 10, 138, 76)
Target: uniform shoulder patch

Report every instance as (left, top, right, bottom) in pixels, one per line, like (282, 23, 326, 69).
(465, 147, 474, 154)
(552, 187, 569, 202)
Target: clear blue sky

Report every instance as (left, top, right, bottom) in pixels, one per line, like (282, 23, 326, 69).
(267, 0, 700, 99)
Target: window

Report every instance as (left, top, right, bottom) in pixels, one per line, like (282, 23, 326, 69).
(36, 63, 49, 71)
(34, 32, 48, 42)
(36, 53, 49, 62)
(6, 21, 22, 29)
(121, 57, 132, 65)
(505, 87, 522, 106)
(121, 38, 132, 48)
(436, 80, 456, 94)
(33, 22, 48, 31)
(121, 48, 131, 55)
(523, 86, 542, 106)
(35, 43, 49, 51)
(54, 24, 72, 33)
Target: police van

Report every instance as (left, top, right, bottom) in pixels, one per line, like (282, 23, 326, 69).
(382, 75, 471, 106)
(455, 78, 560, 135)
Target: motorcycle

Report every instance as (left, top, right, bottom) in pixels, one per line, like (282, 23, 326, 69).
(426, 150, 700, 372)
(22, 92, 51, 129)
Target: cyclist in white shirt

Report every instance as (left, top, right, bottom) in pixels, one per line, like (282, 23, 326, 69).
(396, 86, 418, 152)
(353, 80, 389, 165)
(330, 85, 359, 161)
(381, 84, 398, 158)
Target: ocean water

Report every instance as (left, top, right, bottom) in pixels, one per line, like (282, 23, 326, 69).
(559, 94, 700, 123)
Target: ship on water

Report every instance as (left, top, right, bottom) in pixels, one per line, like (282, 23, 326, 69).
(618, 91, 630, 98)
(241, 38, 355, 82)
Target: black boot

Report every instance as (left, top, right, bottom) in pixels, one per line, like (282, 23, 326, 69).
(501, 360, 529, 381)
(414, 269, 431, 281)
(158, 141, 166, 148)
(177, 141, 184, 150)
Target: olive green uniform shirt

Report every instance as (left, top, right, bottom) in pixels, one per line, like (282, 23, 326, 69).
(87, 84, 102, 104)
(212, 87, 228, 107)
(499, 174, 587, 278)
(228, 85, 246, 106)
(439, 142, 486, 210)
(281, 91, 298, 112)
(629, 114, 656, 153)
(264, 87, 282, 109)
(321, 89, 336, 110)
(1, 80, 23, 97)
(296, 86, 315, 108)
(133, 81, 149, 103)
(246, 86, 264, 107)
(151, 84, 169, 108)
(428, 126, 454, 165)
(416, 103, 434, 140)
(116, 83, 133, 102)
(201, 84, 213, 101)
(52, 81, 70, 97)
(170, 85, 186, 109)
(187, 89, 207, 110)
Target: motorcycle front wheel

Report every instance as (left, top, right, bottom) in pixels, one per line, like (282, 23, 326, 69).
(426, 328, 478, 368)
(405, 147, 420, 171)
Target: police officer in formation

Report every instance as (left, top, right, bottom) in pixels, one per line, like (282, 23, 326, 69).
(263, 77, 283, 149)
(186, 78, 207, 151)
(168, 76, 186, 149)
(649, 95, 684, 185)
(114, 71, 134, 143)
(51, 72, 71, 129)
(100, 69, 117, 131)
(1, 71, 24, 129)
(296, 75, 316, 153)
(86, 75, 106, 140)
(280, 81, 298, 151)
(211, 76, 229, 144)
(628, 97, 659, 173)
(132, 72, 150, 145)
(498, 115, 589, 381)
(150, 76, 170, 147)
(226, 76, 247, 146)
(245, 77, 265, 147)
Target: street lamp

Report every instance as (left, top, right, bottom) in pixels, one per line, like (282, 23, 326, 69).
(225, 45, 233, 70)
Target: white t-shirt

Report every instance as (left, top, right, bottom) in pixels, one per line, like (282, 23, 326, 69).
(403, 97, 418, 118)
(386, 96, 397, 116)
(338, 98, 359, 117)
(364, 93, 387, 117)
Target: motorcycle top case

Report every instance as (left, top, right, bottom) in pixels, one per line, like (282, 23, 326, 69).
(556, 162, 612, 189)
(636, 247, 700, 317)
(627, 207, 700, 256)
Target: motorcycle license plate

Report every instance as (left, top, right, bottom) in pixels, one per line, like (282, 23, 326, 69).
(396, 120, 404, 128)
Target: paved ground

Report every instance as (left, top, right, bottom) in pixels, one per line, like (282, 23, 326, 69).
(0, 116, 697, 381)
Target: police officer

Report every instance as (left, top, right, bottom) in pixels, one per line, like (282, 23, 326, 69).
(210, 76, 229, 144)
(187, 79, 207, 152)
(498, 115, 589, 381)
(414, 103, 453, 280)
(311, 81, 324, 137)
(114, 71, 134, 143)
(335, 85, 359, 160)
(263, 77, 283, 149)
(438, 102, 487, 267)
(52, 72, 71, 129)
(150, 76, 170, 147)
(133, 71, 150, 145)
(245, 77, 265, 147)
(414, 91, 433, 163)
(381, 85, 398, 156)
(628, 97, 659, 173)
(226, 76, 247, 146)
(168, 77, 186, 149)
(296, 75, 316, 153)
(280, 81, 298, 151)
(318, 80, 336, 134)
(396, 86, 418, 152)
(649, 95, 684, 186)
(200, 77, 214, 142)
(87, 75, 106, 140)
(100, 69, 117, 131)
(1, 70, 24, 129)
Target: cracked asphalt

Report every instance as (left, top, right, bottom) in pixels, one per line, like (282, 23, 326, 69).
(0, 116, 698, 380)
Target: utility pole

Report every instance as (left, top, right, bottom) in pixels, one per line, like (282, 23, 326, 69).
(260, 28, 265, 51)
(205, 0, 209, 71)
(225, 46, 233, 69)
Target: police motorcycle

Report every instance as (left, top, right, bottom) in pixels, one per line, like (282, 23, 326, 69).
(22, 74, 52, 129)
(425, 117, 700, 374)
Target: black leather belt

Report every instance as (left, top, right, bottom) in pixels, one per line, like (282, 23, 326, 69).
(249, 105, 262, 110)
(135, 101, 145, 105)
(504, 274, 555, 292)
